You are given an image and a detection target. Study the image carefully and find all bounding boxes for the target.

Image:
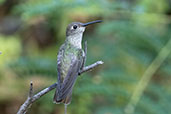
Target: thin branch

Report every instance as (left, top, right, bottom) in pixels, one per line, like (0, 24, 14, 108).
(79, 61, 104, 74)
(32, 83, 57, 102)
(17, 61, 103, 114)
(29, 81, 33, 98)
(17, 81, 34, 114)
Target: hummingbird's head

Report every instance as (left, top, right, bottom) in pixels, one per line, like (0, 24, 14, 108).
(65, 20, 102, 48)
(66, 20, 102, 37)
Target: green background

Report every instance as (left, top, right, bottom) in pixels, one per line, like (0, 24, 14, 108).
(0, 0, 170, 114)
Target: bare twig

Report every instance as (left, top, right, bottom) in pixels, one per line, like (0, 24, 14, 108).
(29, 81, 33, 98)
(17, 61, 103, 114)
(32, 83, 57, 102)
(79, 61, 104, 74)
(17, 81, 34, 114)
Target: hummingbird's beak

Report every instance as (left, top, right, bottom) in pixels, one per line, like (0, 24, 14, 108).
(81, 20, 102, 27)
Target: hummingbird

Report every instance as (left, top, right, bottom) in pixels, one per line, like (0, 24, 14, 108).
(53, 20, 102, 105)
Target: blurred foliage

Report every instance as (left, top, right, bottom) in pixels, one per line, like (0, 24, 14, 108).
(0, 0, 4, 4)
(0, 35, 21, 67)
(0, 0, 171, 114)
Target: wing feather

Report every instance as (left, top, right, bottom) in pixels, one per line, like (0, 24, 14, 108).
(60, 56, 82, 99)
(57, 47, 83, 100)
(56, 44, 65, 98)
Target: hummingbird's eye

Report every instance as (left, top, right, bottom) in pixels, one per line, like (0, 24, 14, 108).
(73, 25, 77, 29)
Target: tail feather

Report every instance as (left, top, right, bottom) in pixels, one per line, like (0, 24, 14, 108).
(53, 88, 72, 105)
(53, 88, 62, 104)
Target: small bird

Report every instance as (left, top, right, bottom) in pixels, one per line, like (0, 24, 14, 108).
(53, 20, 102, 105)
